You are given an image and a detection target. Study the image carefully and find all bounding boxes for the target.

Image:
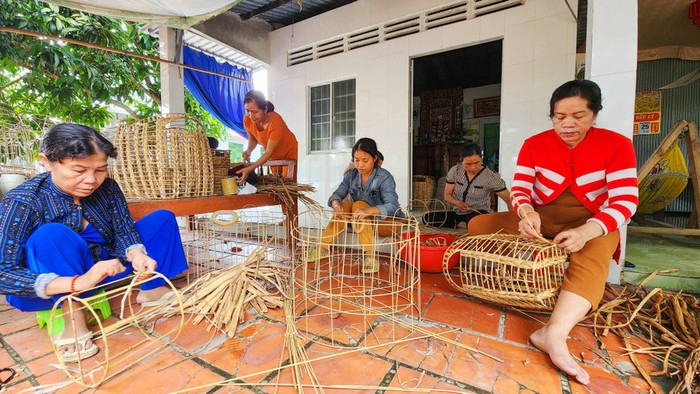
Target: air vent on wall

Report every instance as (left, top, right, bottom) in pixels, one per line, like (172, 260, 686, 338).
(287, 0, 524, 66)
(348, 27, 380, 50)
(425, 1, 468, 30)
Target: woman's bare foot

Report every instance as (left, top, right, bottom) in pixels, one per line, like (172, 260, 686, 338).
(529, 326, 590, 385)
(136, 286, 172, 304)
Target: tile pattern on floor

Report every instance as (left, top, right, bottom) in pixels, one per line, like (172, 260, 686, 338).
(0, 269, 677, 393)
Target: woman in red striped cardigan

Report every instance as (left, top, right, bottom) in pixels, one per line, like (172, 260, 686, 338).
(469, 79, 638, 385)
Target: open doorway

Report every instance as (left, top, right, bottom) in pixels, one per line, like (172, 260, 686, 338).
(411, 40, 503, 204)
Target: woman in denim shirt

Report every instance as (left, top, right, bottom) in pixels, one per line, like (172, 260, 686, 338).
(302, 138, 403, 273)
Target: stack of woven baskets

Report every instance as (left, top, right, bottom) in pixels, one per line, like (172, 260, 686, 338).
(111, 114, 214, 199)
(412, 175, 435, 202)
(211, 150, 231, 195)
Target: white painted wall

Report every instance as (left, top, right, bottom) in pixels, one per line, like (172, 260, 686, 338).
(585, 0, 638, 284)
(268, 0, 578, 209)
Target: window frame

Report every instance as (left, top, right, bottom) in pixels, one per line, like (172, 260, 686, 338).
(307, 77, 357, 154)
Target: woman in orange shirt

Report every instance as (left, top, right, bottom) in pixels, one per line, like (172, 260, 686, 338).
(237, 90, 298, 183)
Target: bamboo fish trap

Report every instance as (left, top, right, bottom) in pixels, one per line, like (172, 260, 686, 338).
(111, 114, 213, 199)
(443, 234, 569, 311)
(292, 208, 421, 346)
(180, 208, 290, 283)
(48, 272, 184, 389)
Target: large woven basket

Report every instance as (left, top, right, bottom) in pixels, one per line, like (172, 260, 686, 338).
(412, 175, 435, 201)
(111, 114, 214, 199)
(443, 234, 569, 311)
(211, 150, 231, 195)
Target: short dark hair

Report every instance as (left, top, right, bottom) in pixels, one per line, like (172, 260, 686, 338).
(352, 137, 380, 168)
(41, 123, 116, 163)
(377, 151, 384, 162)
(549, 79, 603, 118)
(244, 90, 275, 112)
(459, 142, 482, 160)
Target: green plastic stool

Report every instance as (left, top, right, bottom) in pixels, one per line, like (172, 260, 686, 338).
(36, 289, 112, 335)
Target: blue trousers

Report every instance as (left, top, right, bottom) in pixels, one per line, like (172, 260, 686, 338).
(6, 210, 188, 312)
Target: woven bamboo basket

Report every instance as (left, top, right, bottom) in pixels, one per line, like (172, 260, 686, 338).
(211, 150, 231, 195)
(443, 234, 569, 311)
(111, 114, 214, 199)
(412, 175, 435, 201)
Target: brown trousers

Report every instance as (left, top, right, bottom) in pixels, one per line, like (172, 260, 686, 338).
(467, 189, 619, 309)
(321, 200, 404, 252)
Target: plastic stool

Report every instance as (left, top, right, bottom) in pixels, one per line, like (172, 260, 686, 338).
(36, 289, 112, 335)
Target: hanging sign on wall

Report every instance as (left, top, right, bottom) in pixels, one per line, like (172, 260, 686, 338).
(633, 90, 661, 135)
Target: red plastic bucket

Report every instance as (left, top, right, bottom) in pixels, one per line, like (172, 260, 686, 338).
(400, 232, 459, 273)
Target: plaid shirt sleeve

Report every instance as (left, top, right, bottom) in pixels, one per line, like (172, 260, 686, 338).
(0, 198, 43, 297)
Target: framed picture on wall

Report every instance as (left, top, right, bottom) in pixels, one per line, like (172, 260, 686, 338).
(473, 96, 501, 118)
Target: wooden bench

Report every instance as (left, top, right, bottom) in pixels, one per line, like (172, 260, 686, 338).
(128, 160, 299, 248)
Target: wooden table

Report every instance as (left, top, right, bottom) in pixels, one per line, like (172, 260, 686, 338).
(128, 193, 298, 248)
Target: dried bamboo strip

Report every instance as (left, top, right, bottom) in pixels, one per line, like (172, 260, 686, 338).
(617, 328, 662, 394)
(175, 242, 289, 337)
(591, 273, 700, 393)
(169, 331, 447, 393)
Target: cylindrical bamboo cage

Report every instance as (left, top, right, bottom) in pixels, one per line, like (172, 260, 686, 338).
(292, 209, 421, 347)
(443, 234, 569, 311)
(111, 114, 213, 199)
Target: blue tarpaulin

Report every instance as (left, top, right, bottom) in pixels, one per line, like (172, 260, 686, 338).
(183, 46, 252, 139)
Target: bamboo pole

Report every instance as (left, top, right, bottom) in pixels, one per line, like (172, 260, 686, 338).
(0, 26, 250, 82)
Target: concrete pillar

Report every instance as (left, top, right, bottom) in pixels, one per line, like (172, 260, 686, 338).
(585, 0, 638, 284)
(159, 25, 185, 115)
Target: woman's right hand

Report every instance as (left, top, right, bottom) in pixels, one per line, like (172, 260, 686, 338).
(518, 211, 542, 238)
(76, 259, 126, 292)
(332, 202, 344, 218)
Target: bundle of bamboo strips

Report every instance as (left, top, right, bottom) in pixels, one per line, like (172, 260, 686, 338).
(178, 244, 290, 337)
(256, 175, 322, 210)
(593, 271, 699, 394)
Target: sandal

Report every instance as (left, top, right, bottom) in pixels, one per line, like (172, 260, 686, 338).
(361, 256, 380, 274)
(300, 248, 330, 263)
(52, 332, 98, 363)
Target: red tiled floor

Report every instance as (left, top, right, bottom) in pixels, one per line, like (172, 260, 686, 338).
(424, 294, 502, 336)
(3, 325, 54, 362)
(93, 351, 225, 393)
(0, 261, 681, 393)
(287, 341, 395, 392)
(502, 309, 546, 344)
(388, 365, 478, 393)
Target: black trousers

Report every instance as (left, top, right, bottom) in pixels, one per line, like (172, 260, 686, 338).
(422, 210, 487, 229)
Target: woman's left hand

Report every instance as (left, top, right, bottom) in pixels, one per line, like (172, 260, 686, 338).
(352, 208, 371, 221)
(129, 250, 157, 272)
(553, 222, 604, 253)
(552, 229, 588, 253)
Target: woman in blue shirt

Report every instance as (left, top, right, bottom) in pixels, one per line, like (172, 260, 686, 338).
(0, 123, 188, 362)
(302, 137, 403, 273)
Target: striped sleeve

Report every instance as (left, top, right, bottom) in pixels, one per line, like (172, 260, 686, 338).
(510, 141, 535, 216)
(588, 140, 639, 234)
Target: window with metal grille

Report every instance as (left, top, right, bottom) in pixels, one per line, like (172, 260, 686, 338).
(309, 79, 356, 152)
